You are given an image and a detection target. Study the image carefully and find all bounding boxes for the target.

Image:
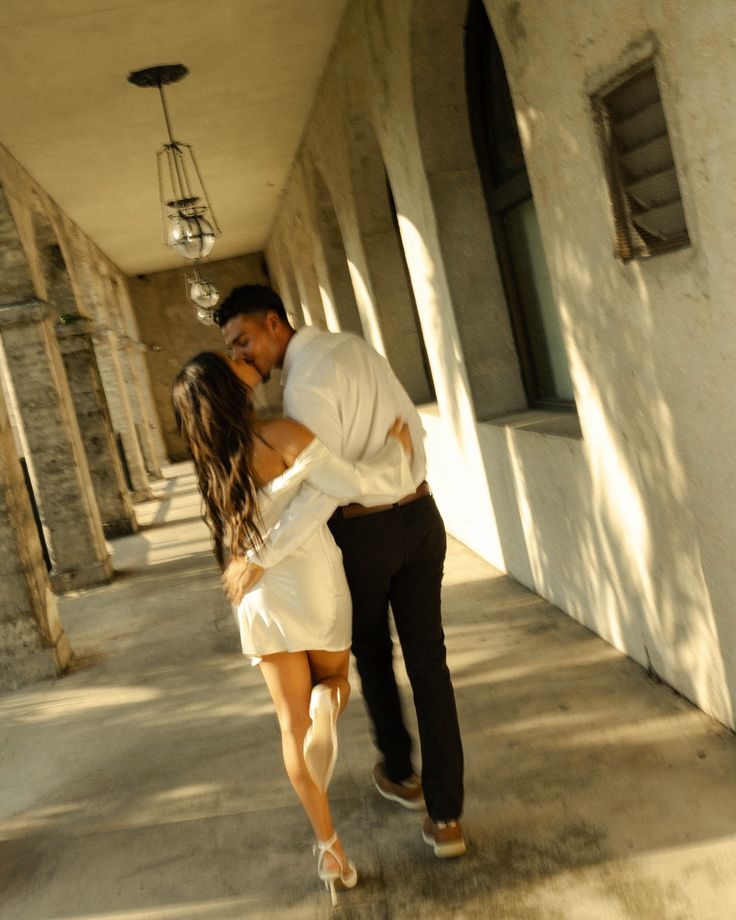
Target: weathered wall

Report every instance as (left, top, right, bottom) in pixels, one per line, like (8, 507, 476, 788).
(477, 0, 736, 728)
(264, 0, 515, 567)
(127, 254, 269, 460)
(0, 378, 71, 689)
(264, 0, 736, 730)
(0, 144, 161, 591)
(0, 139, 165, 685)
(0, 140, 166, 504)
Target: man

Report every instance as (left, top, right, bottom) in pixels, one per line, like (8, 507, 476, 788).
(216, 284, 466, 858)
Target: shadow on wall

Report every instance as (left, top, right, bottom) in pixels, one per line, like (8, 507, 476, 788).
(388, 200, 532, 577)
(403, 0, 734, 729)
(502, 228, 732, 728)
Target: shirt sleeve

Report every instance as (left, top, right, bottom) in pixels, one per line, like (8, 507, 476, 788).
(247, 383, 344, 569)
(246, 438, 414, 568)
(246, 484, 337, 569)
(248, 351, 415, 568)
(303, 438, 414, 505)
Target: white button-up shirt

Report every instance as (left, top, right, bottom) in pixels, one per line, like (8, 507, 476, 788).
(249, 326, 427, 568)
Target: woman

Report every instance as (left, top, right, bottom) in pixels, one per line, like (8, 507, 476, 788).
(172, 351, 413, 906)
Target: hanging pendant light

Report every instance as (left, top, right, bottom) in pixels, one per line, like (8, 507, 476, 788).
(186, 262, 219, 324)
(168, 208, 216, 260)
(128, 64, 221, 323)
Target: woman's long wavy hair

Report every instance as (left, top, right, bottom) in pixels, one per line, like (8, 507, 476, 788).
(172, 352, 263, 570)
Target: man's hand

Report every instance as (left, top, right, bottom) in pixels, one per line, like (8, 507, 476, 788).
(222, 556, 264, 604)
(387, 415, 413, 459)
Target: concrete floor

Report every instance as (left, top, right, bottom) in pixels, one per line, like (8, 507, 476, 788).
(2, 465, 736, 920)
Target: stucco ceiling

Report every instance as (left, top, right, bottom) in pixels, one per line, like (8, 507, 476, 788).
(0, 0, 347, 275)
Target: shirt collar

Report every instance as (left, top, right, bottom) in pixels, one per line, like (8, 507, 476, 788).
(281, 325, 322, 385)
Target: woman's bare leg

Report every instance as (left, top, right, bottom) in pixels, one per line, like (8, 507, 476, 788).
(307, 648, 351, 717)
(258, 649, 351, 871)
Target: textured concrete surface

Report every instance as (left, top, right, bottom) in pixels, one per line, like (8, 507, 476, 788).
(127, 253, 269, 463)
(2, 464, 736, 919)
(0, 378, 69, 691)
(56, 318, 138, 540)
(0, 301, 112, 594)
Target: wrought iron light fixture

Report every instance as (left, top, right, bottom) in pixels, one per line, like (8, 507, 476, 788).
(128, 63, 221, 324)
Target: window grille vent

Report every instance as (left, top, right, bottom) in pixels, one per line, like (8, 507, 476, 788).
(592, 62, 690, 261)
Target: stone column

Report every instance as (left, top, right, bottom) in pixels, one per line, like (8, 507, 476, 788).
(91, 327, 153, 501)
(83, 271, 153, 502)
(0, 302, 113, 592)
(119, 338, 163, 478)
(113, 279, 169, 472)
(101, 275, 163, 479)
(130, 339, 168, 471)
(0, 385, 71, 689)
(55, 316, 138, 537)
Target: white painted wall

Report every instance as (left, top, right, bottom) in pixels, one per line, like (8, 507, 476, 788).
(265, 0, 736, 730)
(482, 1, 736, 727)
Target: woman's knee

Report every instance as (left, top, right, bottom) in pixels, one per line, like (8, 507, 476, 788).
(272, 696, 311, 738)
(308, 648, 350, 683)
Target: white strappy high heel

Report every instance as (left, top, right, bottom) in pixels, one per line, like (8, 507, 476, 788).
(314, 832, 358, 907)
(303, 684, 339, 792)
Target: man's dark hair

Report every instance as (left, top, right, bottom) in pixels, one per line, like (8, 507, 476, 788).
(214, 284, 289, 327)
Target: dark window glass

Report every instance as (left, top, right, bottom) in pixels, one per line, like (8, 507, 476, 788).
(466, 0, 574, 407)
(476, 20, 526, 187)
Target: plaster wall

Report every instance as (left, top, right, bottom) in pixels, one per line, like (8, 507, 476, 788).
(477, 0, 736, 727)
(267, 0, 514, 596)
(266, 230, 306, 331)
(265, 0, 736, 729)
(127, 254, 268, 460)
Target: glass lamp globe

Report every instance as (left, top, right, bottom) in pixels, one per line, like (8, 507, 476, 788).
(168, 213, 216, 260)
(195, 306, 215, 325)
(189, 278, 219, 309)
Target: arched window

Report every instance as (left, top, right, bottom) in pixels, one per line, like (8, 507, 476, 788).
(465, 0, 574, 407)
(385, 175, 436, 401)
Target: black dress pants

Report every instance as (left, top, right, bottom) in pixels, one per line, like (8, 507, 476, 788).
(329, 494, 464, 821)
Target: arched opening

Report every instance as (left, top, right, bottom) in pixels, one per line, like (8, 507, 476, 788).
(310, 165, 364, 337)
(267, 233, 306, 330)
(410, 0, 527, 420)
(30, 199, 79, 316)
(282, 260, 305, 329)
(109, 275, 162, 477)
(30, 199, 137, 534)
(282, 259, 305, 329)
(343, 106, 434, 403)
(290, 258, 327, 329)
(279, 181, 328, 330)
(385, 175, 435, 399)
(465, 0, 573, 406)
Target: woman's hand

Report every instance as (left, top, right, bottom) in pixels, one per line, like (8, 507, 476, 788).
(387, 416, 413, 458)
(223, 556, 264, 604)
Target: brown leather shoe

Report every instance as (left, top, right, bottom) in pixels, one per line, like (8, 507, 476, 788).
(422, 817, 467, 858)
(372, 762, 425, 811)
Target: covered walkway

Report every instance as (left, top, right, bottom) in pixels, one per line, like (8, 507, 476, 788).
(2, 466, 736, 920)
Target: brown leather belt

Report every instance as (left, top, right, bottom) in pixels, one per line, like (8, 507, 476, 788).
(339, 481, 431, 519)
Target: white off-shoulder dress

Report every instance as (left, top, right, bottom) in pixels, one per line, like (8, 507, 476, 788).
(235, 437, 414, 662)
